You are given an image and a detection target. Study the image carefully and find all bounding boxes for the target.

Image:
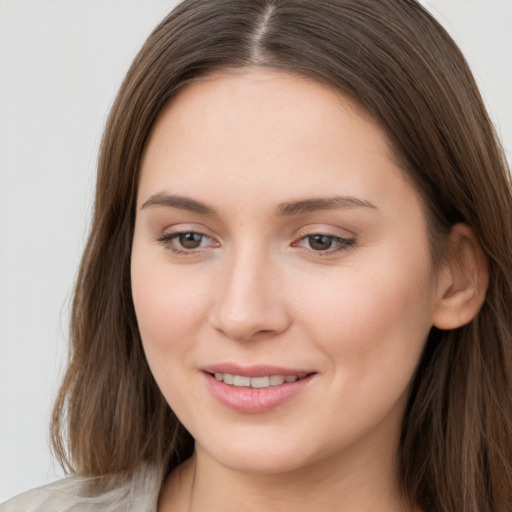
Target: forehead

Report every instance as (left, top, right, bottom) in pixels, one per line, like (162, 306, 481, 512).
(146, 68, 387, 157)
(138, 68, 418, 215)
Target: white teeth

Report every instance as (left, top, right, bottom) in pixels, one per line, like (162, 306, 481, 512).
(233, 375, 251, 387)
(213, 373, 300, 388)
(250, 376, 270, 388)
(270, 375, 285, 386)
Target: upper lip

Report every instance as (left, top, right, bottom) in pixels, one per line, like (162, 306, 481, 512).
(200, 363, 315, 378)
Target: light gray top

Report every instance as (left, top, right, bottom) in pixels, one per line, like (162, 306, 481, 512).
(0, 463, 162, 512)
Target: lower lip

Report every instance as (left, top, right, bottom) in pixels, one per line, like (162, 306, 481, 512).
(203, 372, 315, 413)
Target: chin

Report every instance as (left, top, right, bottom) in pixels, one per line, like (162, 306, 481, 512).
(195, 429, 324, 475)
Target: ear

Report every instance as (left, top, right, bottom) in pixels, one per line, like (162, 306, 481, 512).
(432, 223, 489, 330)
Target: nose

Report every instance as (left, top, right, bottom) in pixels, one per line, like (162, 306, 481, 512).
(209, 248, 291, 342)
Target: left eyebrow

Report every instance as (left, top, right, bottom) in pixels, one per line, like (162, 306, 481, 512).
(276, 196, 378, 216)
(141, 193, 215, 215)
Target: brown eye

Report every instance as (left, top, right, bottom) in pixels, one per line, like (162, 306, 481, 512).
(157, 230, 219, 255)
(178, 232, 204, 249)
(292, 232, 357, 255)
(308, 234, 335, 251)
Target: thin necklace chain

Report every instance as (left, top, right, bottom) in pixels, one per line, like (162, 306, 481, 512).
(187, 456, 197, 512)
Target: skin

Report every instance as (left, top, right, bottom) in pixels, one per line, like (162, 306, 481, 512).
(131, 68, 484, 511)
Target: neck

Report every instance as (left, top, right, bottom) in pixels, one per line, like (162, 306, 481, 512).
(160, 441, 415, 512)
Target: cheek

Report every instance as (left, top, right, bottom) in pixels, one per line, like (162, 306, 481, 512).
(294, 258, 436, 379)
(131, 252, 215, 416)
(286, 263, 436, 450)
(130, 246, 210, 358)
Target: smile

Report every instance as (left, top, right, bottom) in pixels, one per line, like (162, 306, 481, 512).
(202, 368, 316, 413)
(212, 373, 301, 388)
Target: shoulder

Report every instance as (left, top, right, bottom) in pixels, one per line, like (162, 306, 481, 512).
(0, 463, 162, 512)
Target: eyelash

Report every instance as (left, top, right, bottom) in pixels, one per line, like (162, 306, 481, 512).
(157, 231, 217, 256)
(157, 231, 357, 257)
(293, 234, 357, 256)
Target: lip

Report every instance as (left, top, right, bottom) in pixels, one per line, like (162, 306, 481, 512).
(201, 363, 312, 378)
(200, 364, 317, 413)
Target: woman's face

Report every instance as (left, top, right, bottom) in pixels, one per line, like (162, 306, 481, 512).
(131, 68, 444, 475)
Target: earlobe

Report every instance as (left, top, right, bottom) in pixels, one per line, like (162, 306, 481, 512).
(432, 223, 489, 330)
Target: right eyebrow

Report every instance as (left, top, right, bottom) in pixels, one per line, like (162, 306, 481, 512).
(276, 196, 377, 216)
(141, 193, 215, 215)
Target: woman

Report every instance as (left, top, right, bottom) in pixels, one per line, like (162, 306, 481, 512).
(2, 0, 511, 511)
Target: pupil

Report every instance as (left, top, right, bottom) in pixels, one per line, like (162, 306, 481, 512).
(179, 233, 202, 249)
(309, 235, 332, 251)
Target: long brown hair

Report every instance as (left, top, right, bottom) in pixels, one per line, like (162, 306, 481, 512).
(51, 1, 512, 510)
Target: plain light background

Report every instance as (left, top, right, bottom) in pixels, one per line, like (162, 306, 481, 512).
(1, 0, 511, 502)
